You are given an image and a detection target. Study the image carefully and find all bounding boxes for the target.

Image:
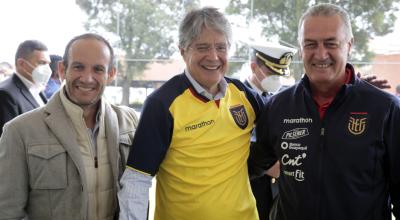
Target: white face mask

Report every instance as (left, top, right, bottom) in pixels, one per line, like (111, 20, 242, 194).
(260, 75, 282, 94)
(24, 60, 52, 88)
(32, 64, 52, 87)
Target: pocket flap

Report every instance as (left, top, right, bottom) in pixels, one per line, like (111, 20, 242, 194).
(119, 134, 132, 145)
(28, 144, 66, 159)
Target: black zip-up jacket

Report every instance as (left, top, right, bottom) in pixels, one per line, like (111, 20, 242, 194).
(252, 64, 400, 220)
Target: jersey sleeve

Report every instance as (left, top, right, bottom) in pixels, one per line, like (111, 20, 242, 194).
(126, 95, 173, 176)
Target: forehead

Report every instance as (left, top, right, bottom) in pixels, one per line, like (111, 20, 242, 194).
(68, 38, 111, 65)
(301, 15, 347, 41)
(192, 27, 227, 44)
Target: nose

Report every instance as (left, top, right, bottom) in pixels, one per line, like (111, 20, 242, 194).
(314, 44, 329, 60)
(206, 47, 220, 60)
(80, 69, 96, 83)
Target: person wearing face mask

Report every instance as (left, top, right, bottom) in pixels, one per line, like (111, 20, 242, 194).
(243, 42, 296, 220)
(245, 42, 297, 96)
(0, 39, 51, 136)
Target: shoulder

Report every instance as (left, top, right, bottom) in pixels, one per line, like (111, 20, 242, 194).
(145, 73, 190, 108)
(109, 103, 139, 127)
(354, 78, 397, 104)
(0, 76, 17, 92)
(4, 106, 46, 129)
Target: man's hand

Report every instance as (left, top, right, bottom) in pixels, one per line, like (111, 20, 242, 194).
(357, 72, 391, 89)
(264, 161, 280, 178)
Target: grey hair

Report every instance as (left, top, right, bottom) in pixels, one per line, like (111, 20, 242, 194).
(298, 3, 353, 44)
(179, 7, 232, 50)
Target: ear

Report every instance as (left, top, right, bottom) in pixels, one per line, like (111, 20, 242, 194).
(250, 62, 258, 74)
(58, 60, 66, 81)
(16, 58, 24, 67)
(107, 66, 117, 84)
(347, 37, 354, 55)
(179, 46, 185, 57)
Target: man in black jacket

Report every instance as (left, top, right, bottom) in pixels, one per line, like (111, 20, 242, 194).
(252, 3, 400, 220)
(0, 40, 50, 135)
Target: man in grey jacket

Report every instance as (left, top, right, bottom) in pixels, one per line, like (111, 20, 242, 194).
(0, 33, 139, 220)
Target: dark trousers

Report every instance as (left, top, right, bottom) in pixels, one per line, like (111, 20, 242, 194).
(250, 175, 274, 220)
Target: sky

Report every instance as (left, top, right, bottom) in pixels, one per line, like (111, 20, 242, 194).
(0, 0, 86, 64)
(1, 0, 400, 66)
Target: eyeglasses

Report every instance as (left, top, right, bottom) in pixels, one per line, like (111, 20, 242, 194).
(188, 43, 228, 54)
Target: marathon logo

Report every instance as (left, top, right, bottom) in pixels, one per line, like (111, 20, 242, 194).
(282, 128, 309, 140)
(283, 117, 313, 124)
(185, 120, 215, 131)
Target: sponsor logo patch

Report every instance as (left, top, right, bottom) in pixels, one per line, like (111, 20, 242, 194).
(283, 117, 313, 124)
(282, 128, 309, 140)
(229, 105, 248, 129)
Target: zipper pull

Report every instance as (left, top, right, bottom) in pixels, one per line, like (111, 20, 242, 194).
(94, 156, 98, 168)
(320, 128, 325, 136)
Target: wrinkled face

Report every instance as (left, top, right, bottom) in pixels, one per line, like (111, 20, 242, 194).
(59, 38, 115, 109)
(299, 15, 352, 86)
(180, 27, 228, 94)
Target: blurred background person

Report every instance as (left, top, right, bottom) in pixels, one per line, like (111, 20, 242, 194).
(245, 41, 296, 220)
(0, 61, 13, 82)
(44, 54, 62, 98)
(0, 40, 51, 136)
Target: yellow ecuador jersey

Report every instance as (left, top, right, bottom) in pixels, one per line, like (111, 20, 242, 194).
(127, 73, 264, 220)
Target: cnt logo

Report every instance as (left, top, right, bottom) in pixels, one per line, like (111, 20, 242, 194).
(282, 128, 309, 140)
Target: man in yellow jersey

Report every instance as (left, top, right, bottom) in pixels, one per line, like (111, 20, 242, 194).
(118, 7, 266, 220)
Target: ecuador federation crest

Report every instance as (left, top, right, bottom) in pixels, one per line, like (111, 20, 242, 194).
(348, 112, 368, 135)
(229, 105, 248, 129)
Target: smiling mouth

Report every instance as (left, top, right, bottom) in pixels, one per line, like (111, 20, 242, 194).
(76, 86, 95, 92)
(202, 64, 221, 70)
(313, 63, 331, 68)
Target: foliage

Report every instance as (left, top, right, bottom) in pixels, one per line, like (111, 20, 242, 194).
(75, 0, 200, 104)
(226, 0, 399, 79)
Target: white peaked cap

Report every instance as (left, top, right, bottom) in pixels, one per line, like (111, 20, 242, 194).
(250, 42, 297, 60)
(249, 41, 297, 76)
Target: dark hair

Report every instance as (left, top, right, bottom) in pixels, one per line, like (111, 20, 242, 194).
(14, 40, 48, 65)
(62, 33, 115, 69)
(50, 54, 62, 77)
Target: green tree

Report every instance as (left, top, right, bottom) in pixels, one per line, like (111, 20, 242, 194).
(76, 0, 200, 105)
(226, 0, 399, 80)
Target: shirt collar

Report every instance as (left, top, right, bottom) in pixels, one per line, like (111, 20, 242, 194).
(184, 69, 227, 100)
(15, 71, 45, 105)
